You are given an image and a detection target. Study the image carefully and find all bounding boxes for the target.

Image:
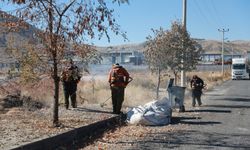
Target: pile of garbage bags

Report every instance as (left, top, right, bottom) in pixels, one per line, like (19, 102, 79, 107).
(126, 97, 172, 126)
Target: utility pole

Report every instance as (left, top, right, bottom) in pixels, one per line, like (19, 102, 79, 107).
(218, 28, 229, 76)
(181, 0, 187, 87)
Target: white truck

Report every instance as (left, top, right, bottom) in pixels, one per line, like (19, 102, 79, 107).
(231, 58, 249, 80)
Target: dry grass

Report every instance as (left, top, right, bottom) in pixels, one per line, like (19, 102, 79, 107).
(77, 73, 158, 107)
(20, 77, 56, 107)
(76, 69, 232, 109)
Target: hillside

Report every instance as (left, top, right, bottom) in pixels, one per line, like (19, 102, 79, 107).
(96, 39, 250, 55)
(0, 10, 37, 64)
(95, 42, 146, 53)
(198, 39, 250, 54)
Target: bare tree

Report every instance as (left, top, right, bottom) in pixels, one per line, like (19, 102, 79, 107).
(144, 21, 202, 98)
(144, 27, 172, 99)
(2, 0, 128, 126)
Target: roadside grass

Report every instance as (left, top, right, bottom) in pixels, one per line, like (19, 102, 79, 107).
(77, 74, 157, 107)
(76, 69, 232, 108)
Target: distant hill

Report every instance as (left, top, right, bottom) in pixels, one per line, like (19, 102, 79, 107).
(0, 10, 38, 45)
(0, 10, 37, 64)
(96, 39, 250, 55)
(197, 39, 250, 55)
(95, 42, 146, 53)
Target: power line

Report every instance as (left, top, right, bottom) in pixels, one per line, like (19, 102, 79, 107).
(193, 0, 215, 27)
(210, 0, 224, 27)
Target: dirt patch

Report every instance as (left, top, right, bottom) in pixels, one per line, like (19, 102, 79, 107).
(0, 103, 114, 150)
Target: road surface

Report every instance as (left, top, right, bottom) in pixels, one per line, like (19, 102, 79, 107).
(167, 79, 250, 149)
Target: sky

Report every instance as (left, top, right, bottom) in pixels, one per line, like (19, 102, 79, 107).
(90, 0, 250, 46)
(1, 0, 250, 47)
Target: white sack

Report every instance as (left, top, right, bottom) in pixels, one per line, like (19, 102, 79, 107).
(126, 106, 145, 125)
(126, 97, 172, 126)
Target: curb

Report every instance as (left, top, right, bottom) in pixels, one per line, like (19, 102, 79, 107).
(11, 115, 125, 150)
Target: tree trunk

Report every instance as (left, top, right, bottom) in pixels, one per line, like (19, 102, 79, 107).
(52, 60, 60, 126)
(156, 67, 161, 99)
(48, 0, 60, 127)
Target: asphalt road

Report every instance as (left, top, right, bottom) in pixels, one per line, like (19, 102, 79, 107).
(166, 79, 250, 150)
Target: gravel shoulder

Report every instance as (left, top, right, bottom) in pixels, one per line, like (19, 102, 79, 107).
(0, 103, 115, 150)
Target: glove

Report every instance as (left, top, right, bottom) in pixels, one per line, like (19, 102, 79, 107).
(124, 81, 129, 87)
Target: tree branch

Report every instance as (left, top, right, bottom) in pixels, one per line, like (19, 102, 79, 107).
(56, 0, 76, 35)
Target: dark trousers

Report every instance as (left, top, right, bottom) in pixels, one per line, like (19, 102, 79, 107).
(64, 90, 77, 109)
(111, 86, 125, 114)
(63, 82, 77, 109)
(192, 89, 202, 106)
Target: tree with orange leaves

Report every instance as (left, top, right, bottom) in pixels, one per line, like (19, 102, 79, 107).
(1, 0, 128, 126)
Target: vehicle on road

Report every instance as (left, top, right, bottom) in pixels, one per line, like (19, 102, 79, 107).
(213, 58, 232, 65)
(231, 58, 249, 80)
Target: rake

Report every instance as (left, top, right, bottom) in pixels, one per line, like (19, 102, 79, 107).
(100, 96, 112, 107)
(99, 77, 133, 108)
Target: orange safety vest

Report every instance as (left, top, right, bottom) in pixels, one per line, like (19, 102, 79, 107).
(108, 65, 129, 87)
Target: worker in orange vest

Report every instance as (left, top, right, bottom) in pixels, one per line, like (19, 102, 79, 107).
(108, 63, 130, 114)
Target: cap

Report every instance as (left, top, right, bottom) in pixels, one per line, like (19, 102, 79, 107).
(113, 63, 119, 66)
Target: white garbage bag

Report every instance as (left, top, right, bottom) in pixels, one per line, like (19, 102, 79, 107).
(126, 97, 172, 126)
(126, 106, 145, 125)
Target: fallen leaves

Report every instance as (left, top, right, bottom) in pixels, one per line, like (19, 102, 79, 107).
(0, 105, 114, 149)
